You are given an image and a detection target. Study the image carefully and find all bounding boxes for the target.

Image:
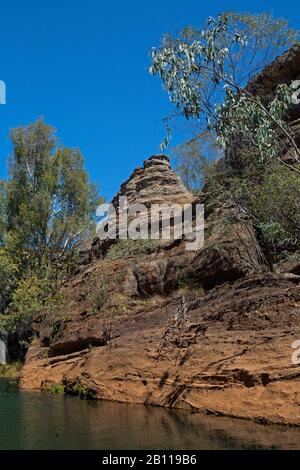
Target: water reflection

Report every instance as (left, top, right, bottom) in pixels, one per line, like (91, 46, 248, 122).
(0, 379, 299, 449)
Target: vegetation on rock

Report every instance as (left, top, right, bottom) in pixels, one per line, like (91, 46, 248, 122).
(106, 239, 160, 260)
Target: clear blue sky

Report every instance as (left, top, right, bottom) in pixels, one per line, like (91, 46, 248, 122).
(0, 0, 299, 200)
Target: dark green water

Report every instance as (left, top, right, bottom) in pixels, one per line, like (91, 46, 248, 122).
(0, 379, 300, 450)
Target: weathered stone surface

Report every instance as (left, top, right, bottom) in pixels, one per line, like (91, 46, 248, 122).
(276, 258, 300, 275)
(249, 45, 300, 162)
(133, 247, 194, 296)
(111, 155, 193, 208)
(248, 44, 300, 106)
(20, 272, 300, 426)
(48, 316, 107, 357)
(91, 155, 194, 258)
(187, 203, 265, 288)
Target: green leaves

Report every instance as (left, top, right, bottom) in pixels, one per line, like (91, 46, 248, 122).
(248, 164, 300, 264)
(10, 276, 44, 318)
(0, 119, 101, 317)
(5, 119, 100, 270)
(216, 83, 294, 163)
(150, 11, 298, 158)
(0, 248, 19, 314)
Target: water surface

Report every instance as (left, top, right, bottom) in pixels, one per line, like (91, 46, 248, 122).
(0, 379, 299, 450)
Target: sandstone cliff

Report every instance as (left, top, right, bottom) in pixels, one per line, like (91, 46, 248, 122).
(19, 48, 300, 426)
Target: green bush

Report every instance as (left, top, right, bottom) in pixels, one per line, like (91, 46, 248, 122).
(88, 272, 108, 314)
(247, 164, 300, 264)
(0, 248, 19, 314)
(68, 383, 97, 399)
(202, 151, 300, 267)
(0, 314, 22, 336)
(106, 239, 160, 260)
(10, 277, 44, 317)
(0, 361, 23, 378)
(42, 383, 65, 394)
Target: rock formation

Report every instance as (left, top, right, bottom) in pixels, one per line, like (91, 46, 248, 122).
(19, 48, 300, 427)
(90, 154, 194, 259)
(111, 154, 193, 208)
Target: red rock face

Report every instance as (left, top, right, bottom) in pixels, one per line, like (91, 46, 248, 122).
(20, 203, 300, 426)
(20, 270, 300, 426)
(111, 155, 193, 207)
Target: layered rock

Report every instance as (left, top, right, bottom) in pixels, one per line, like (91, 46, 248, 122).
(77, 154, 191, 262)
(91, 155, 194, 258)
(187, 203, 265, 288)
(20, 271, 300, 426)
(111, 154, 193, 208)
(248, 44, 300, 104)
(19, 165, 300, 427)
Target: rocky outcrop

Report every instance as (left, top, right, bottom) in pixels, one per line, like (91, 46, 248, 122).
(18, 144, 300, 426)
(18, 48, 300, 426)
(90, 155, 194, 258)
(248, 44, 300, 105)
(249, 45, 300, 161)
(187, 203, 265, 288)
(20, 270, 300, 426)
(111, 155, 193, 208)
(19, 175, 300, 427)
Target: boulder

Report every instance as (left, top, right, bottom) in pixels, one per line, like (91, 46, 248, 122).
(276, 259, 300, 275)
(187, 203, 265, 288)
(48, 316, 108, 357)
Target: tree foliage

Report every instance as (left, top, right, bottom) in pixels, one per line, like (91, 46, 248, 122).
(150, 12, 299, 172)
(248, 164, 300, 263)
(5, 119, 99, 268)
(0, 119, 100, 318)
(171, 132, 220, 191)
(0, 248, 19, 314)
(202, 150, 300, 266)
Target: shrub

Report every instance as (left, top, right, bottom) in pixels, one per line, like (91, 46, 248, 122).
(10, 276, 44, 318)
(42, 383, 65, 394)
(0, 248, 19, 314)
(88, 272, 109, 314)
(0, 361, 23, 378)
(203, 151, 300, 267)
(106, 239, 160, 260)
(65, 382, 97, 399)
(247, 164, 300, 264)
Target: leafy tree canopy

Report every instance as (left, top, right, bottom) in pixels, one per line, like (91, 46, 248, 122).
(150, 11, 299, 172)
(0, 119, 101, 317)
(4, 119, 100, 268)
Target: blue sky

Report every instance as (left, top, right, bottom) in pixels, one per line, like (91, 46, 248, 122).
(0, 0, 299, 200)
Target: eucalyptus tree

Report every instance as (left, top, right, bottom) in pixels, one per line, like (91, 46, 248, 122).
(5, 119, 100, 271)
(171, 133, 220, 191)
(150, 12, 299, 172)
